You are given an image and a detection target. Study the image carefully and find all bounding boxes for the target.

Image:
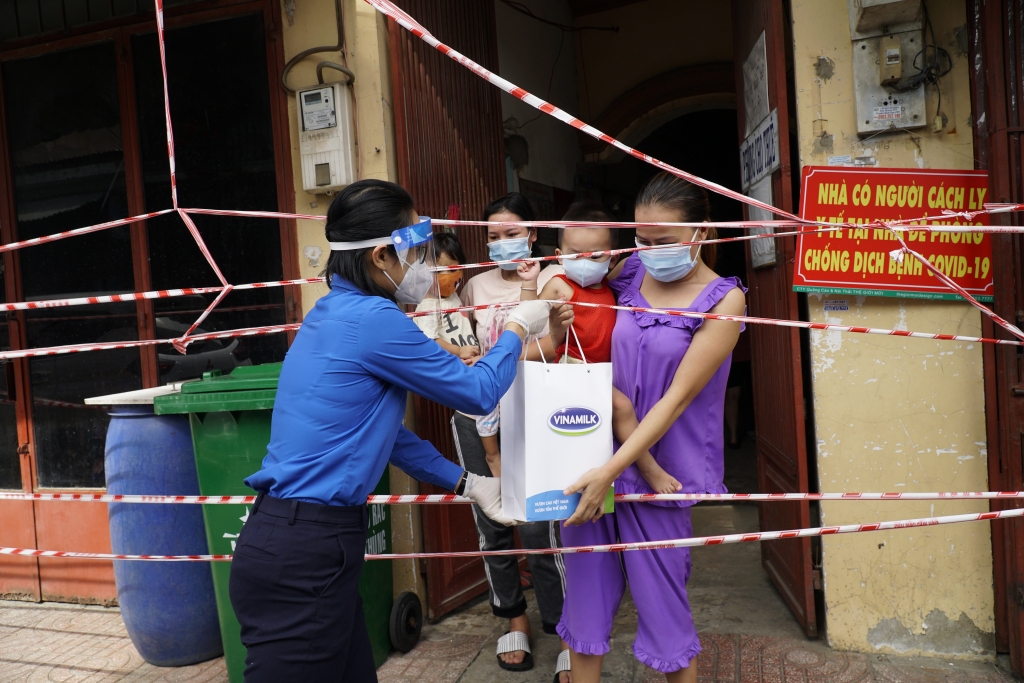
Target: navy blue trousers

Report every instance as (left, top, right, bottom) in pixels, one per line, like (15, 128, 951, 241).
(229, 494, 376, 683)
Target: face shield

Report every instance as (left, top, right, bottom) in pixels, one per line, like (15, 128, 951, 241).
(330, 217, 440, 308)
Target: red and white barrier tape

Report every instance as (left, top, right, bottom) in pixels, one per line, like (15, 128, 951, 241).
(0, 278, 323, 313)
(409, 299, 1024, 346)
(366, 0, 797, 222)
(4, 491, 1024, 505)
(428, 227, 835, 273)
(3, 505, 1021, 562)
(369, 506, 1024, 561)
(184, 206, 1024, 233)
(892, 240, 1024, 342)
(0, 288, 1016, 362)
(0, 548, 232, 562)
(0, 210, 175, 254)
(0, 322, 300, 362)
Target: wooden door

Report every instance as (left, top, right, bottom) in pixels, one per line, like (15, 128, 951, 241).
(969, 0, 1024, 670)
(732, 0, 818, 637)
(388, 0, 507, 618)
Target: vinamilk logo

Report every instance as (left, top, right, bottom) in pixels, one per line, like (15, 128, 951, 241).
(548, 407, 601, 436)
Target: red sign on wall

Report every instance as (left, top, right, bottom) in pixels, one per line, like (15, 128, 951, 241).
(793, 167, 993, 301)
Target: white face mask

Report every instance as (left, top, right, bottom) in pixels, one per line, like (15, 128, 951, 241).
(562, 256, 610, 287)
(384, 259, 434, 304)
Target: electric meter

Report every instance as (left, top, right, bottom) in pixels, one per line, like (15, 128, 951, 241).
(297, 82, 357, 193)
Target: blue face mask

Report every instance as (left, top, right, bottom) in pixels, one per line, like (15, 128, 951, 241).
(488, 237, 531, 270)
(636, 236, 702, 283)
(562, 256, 610, 287)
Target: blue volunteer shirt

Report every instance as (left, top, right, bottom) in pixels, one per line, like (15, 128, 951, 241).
(245, 278, 522, 506)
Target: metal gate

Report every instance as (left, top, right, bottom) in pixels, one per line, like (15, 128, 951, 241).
(388, 0, 507, 618)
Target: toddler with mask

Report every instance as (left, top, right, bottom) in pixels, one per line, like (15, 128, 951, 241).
(413, 232, 480, 363)
(520, 202, 682, 495)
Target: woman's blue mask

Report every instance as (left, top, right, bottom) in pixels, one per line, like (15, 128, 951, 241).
(636, 236, 702, 283)
(488, 237, 531, 270)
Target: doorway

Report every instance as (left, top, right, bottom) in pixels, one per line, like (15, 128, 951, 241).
(0, 1, 297, 603)
(577, 108, 758, 496)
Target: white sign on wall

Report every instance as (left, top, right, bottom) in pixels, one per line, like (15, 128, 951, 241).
(746, 175, 777, 269)
(742, 30, 769, 136)
(739, 108, 780, 192)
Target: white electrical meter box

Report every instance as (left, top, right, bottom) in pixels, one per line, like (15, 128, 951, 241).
(851, 31, 926, 134)
(298, 83, 357, 193)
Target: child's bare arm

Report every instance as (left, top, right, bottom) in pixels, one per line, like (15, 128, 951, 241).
(481, 434, 501, 477)
(434, 338, 462, 356)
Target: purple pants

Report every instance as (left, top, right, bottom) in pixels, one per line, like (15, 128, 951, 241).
(556, 504, 700, 673)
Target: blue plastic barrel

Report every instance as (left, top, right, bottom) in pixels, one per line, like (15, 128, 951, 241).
(105, 404, 222, 666)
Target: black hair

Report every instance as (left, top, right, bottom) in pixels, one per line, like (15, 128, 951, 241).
(433, 231, 466, 265)
(482, 192, 535, 222)
(323, 179, 416, 300)
(635, 171, 716, 267)
(558, 200, 615, 248)
(482, 192, 547, 265)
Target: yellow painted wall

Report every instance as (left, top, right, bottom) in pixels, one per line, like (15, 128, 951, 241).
(280, 0, 422, 603)
(790, 0, 994, 658)
(573, 0, 732, 122)
(281, 0, 397, 320)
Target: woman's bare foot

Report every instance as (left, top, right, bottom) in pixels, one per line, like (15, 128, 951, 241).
(499, 614, 532, 667)
(636, 455, 682, 495)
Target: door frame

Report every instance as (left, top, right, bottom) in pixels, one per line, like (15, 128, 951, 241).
(968, 0, 1024, 667)
(732, 0, 819, 638)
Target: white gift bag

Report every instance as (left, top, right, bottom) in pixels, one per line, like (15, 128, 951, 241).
(500, 331, 614, 522)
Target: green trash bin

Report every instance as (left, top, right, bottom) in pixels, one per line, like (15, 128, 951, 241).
(154, 364, 394, 682)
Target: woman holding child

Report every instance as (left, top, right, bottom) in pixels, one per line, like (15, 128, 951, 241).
(554, 172, 747, 683)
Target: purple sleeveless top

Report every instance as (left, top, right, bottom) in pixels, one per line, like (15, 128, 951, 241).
(608, 255, 746, 507)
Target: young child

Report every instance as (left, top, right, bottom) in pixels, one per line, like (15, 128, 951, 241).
(519, 202, 682, 494)
(413, 232, 480, 363)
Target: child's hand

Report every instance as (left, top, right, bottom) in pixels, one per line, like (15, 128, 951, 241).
(549, 300, 574, 337)
(517, 260, 541, 282)
(458, 345, 481, 361)
(636, 455, 682, 495)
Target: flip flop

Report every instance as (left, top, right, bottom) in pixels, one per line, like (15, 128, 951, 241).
(553, 648, 571, 682)
(496, 630, 533, 671)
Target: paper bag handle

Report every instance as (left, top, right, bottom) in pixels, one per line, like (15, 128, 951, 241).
(566, 324, 588, 365)
(536, 323, 589, 371)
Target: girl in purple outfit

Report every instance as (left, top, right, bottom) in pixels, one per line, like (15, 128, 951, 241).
(551, 172, 746, 683)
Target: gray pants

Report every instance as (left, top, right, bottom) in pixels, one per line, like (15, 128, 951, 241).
(451, 413, 566, 633)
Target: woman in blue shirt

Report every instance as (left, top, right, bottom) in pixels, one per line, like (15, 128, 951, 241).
(228, 180, 550, 683)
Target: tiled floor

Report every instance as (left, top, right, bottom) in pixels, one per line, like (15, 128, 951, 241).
(0, 598, 1016, 683)
(0, 601, 226, 682)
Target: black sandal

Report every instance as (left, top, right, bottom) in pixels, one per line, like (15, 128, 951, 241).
(496, 630, 534, 672)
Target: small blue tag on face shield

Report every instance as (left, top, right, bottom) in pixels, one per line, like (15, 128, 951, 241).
(391, 217, 433, 251)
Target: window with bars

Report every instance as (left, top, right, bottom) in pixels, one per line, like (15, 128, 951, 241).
(0, 0, 198, 42)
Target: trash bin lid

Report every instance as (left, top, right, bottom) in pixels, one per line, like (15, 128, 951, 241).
(154, 363, 283, 415)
